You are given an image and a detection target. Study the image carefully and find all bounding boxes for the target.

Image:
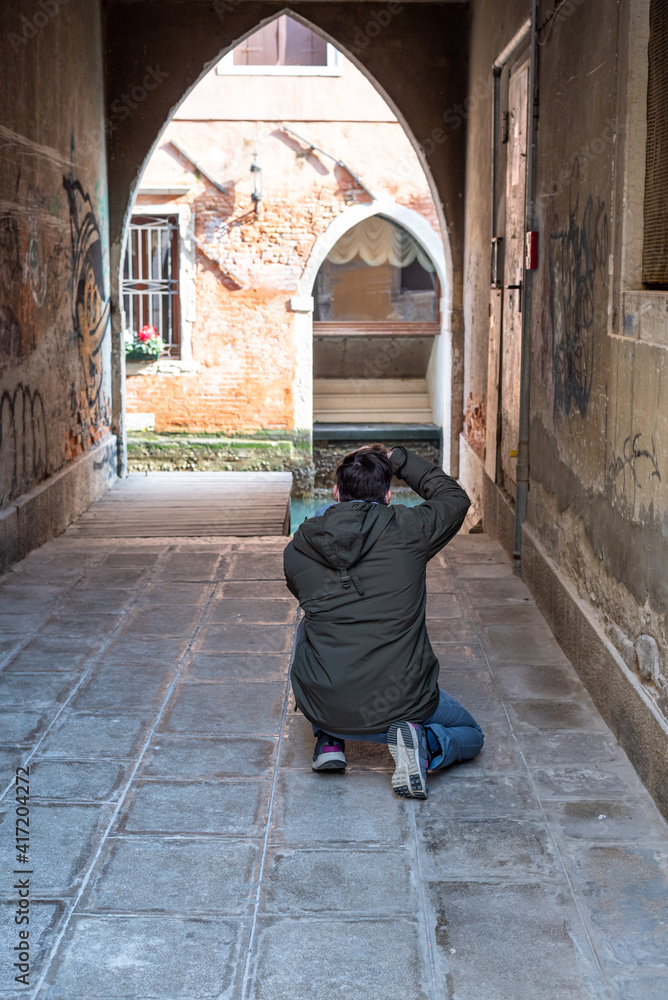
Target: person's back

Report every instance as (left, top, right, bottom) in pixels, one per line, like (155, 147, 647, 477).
(284, 445, 484, 798)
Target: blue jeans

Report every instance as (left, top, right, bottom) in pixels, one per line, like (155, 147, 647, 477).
(313, 688, 484, 771)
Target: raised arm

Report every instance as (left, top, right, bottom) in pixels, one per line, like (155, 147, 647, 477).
(389, 446, 471, 558)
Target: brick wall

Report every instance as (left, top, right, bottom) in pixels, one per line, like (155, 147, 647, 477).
(125, 55, 438, 436)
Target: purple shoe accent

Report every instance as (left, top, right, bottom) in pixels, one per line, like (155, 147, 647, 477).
(312, 732, 347, 771)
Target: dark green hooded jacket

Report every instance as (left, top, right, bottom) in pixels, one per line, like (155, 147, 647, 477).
(283, 448, 471, 734)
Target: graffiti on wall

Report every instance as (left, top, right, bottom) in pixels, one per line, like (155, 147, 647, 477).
(609, 433, 661, 499)
(0, 384, 47, 506)
(548, 162, 608, 418)
(63, 176, 110, 412)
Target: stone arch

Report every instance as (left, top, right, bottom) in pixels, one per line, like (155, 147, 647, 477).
(292, 199, 453, 467)
(107, 4, 467, 473)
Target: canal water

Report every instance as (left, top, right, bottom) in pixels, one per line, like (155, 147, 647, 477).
(290, 491, 423, 534)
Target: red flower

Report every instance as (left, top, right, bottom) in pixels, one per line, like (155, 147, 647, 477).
(138, 324, 158, 343)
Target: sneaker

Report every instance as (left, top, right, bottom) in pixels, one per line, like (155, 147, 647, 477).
(312, 733, 347, 771)
(387, 721, 429, 798)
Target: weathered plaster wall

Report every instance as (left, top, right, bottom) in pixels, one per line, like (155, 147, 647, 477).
(0, 0, 115, 563)
(463, 0, 668, 805)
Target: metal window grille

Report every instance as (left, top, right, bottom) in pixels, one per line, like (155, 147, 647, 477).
(122, 214, 180, 356)
(643, 0, 668, 286)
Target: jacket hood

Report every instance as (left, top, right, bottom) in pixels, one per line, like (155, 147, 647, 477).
(292, 502, 393, 594)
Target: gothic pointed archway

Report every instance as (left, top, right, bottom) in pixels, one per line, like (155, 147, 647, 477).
(107, 4, 468, 476)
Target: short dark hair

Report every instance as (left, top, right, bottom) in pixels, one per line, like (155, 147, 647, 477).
(336, 444, 393, 504)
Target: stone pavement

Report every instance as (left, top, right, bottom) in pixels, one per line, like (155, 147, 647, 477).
(1, 530, 667, 1000)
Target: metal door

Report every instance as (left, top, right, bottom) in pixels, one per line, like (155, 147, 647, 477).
(499, 61, 529, 495)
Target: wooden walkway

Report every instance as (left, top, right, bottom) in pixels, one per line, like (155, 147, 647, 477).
(68, 471, 292, 537)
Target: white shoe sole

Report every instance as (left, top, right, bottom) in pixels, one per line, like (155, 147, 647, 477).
(387, 721, 428, 798)
(312, 751, 346, 771)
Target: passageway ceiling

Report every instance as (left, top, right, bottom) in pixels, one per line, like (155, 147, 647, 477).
(104, 0, 470, 312)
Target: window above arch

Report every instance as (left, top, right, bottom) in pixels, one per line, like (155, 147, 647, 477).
(217, 16, 341, 76)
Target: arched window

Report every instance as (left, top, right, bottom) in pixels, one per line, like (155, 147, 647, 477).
(313, 216, 438, 323)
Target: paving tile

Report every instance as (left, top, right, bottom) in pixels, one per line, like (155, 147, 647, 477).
(544, 798, 668, 841)
(424, 571, 459, 593)
(418, 818, 557, 878)
(506, 698, 610, 734)
(217, 580, 294, 600)
(119, 606, 204, 637)
(461, 577, 534, 606)
(38, 711, 153, 759)
(39, 614, 121, 637)
(0, 900, 65, 989)
(421, 772, 540, 819)
(445, 719, 520, 774)
(610, 974, 668, 999)
(478, 623, 570, 665)
(517, 731, 629, 769)
(101, 635, 191, 663)
(83, 838, 258, 914)
(431, 642, 488, 669)
(530, 765, 639, 800)
(182, 652, 289, 682)
(262, 848, 415, 914)
(469, 602, 548, 625)
(0, 632, 22, 663)
(0, 612, 49, 632)
(28, 760, 129, 801)
(138, 581, 215, 606)
(55, 589, 136, 615)
(0, 747, 30, 787)
(437, 668, 500, 718)
(96, 551, 162, 569)
(154, 552, 226, 581)
(140, 735, 277, 778)
(425, 593, 465, 619)
(446, 535, 507, 561)
(118, 779, 271, 836)
(428, 881, 606, 1000)
(248, 917, 429, 1000)
(45, 915, 246, 999)
(0, 671, 80, 707)
(161, 681, 286, 736)
(425, 620, 478, 643)
(562, 845, 668, 967)
(0, 803, 113, 895)
(203, 599, 296, 625)
(80, 565, 152, 588)
(71, 660, 175, 710)
(270, 770, 410, 846)
(454, 561, 515, 578)
(3, 636, 102, 672)
(493, 663, 587, 700)
(225, 552, 286, 580)
(280, 712, 392, 770)
(0, 709, 53, 745)
(194, 624, 293, 654)
(0, 584, 64, 612)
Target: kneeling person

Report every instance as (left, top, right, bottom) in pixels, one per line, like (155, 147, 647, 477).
(283, 445, 484, 799)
